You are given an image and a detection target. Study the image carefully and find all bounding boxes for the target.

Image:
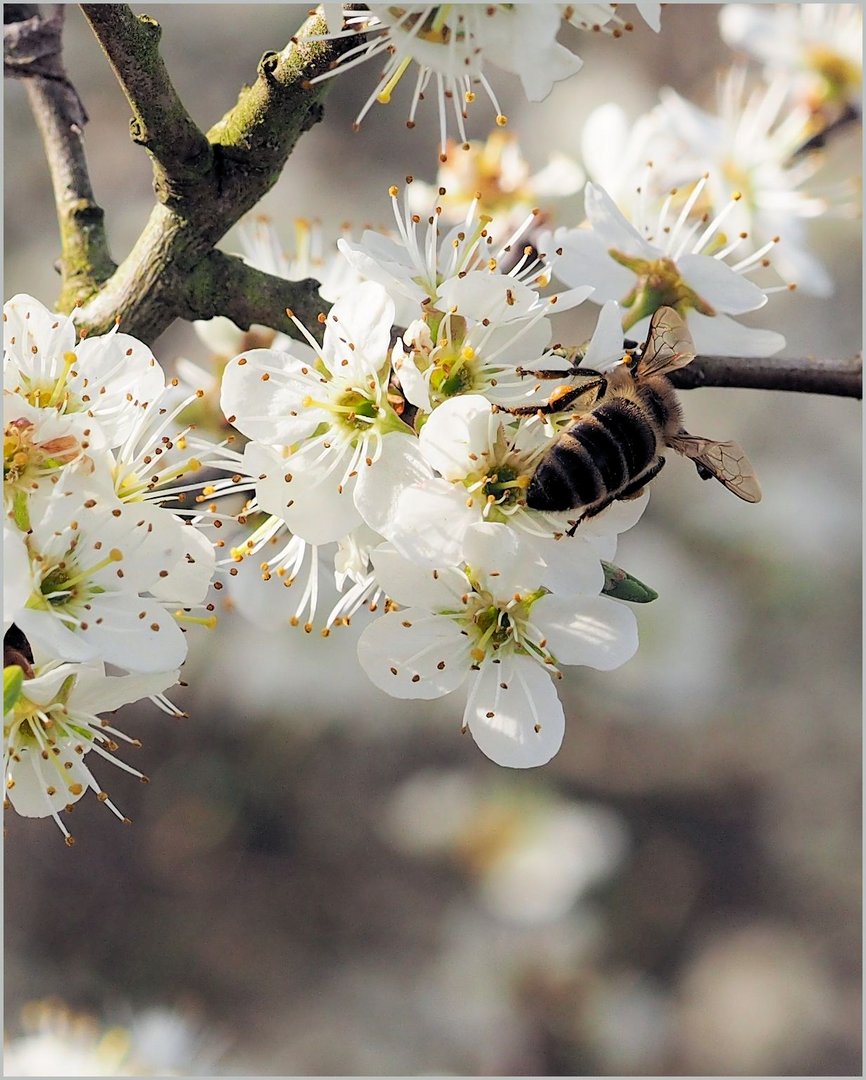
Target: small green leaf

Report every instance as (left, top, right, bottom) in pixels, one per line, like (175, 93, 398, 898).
(4, 665, 25, 714)
(601, 561, 658, 603)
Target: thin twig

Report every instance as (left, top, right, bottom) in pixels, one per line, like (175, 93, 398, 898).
(5, 5, 115, 306)
(669, 352, 862, 398)
(80, 4, 212, 204)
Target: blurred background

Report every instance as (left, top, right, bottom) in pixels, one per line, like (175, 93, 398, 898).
(4, 4, 861, 1075)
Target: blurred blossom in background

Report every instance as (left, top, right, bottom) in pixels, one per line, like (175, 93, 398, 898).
(4, 3, 861, 1075)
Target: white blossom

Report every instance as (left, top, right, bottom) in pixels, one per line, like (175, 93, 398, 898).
(4, 658, 179, 842)
(719, 3, 862, 115)
(357, 522, 638, 768)
(580, 102, 676, 207)
(339, 181, 589, 328)
(310, 5, 583, 153)
(4, 391, 101, 527)
(220, 282, 414, 546)
(3, 294, 165, 448)
(6, 483, 195, 673)
(656, 69, 838, 296)
(549, 180, 788, 356)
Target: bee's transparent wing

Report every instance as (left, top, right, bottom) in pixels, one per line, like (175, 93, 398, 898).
(635, 306, 696, 379)
(668, 433, 762, 503)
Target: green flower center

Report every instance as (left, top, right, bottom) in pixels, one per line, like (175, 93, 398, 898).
(609, 251, 716, 331)
(479, 463, 528, 511)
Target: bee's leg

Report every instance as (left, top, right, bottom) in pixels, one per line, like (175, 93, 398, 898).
(566, 493, 616, 536)
(515, 366, 607, 380)
(617, 457, 666, 501)
(515, 367, 578, 380)
(500, 377, 608, 417)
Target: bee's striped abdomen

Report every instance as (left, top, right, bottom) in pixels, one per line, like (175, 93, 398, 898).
(526, 398, 660, 513)
(569, 416, 629, 491)
(526, 434, 604, 511)
(592, 400, 658, 478)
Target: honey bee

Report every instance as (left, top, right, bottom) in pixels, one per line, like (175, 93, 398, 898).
(516, 306, 762, 528)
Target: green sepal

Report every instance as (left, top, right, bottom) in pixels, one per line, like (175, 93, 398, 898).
(4, 665, 25, 715)
(601, 561, 658, 603)
(12, 490, 30, 532)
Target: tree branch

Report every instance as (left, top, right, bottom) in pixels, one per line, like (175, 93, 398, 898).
(668, 352, 862, 398)
(79, 4, 212, 204)
(69, 6, 361, 344)
(5, 4, 115, 306)
(181, 250, 326, 335)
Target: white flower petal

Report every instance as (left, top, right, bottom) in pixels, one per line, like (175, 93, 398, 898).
(466, 654, 564, 768)
(530, 534, 605, 594)
(71, 666, 179, 715)
(371, 544, 468, 609)
(437, 272, 539, 323)
(581, 104, 630, 190)
(14, 608, 100, 664)
(357, 609, 470, 699)
(71, 595, 189, 673)
(530, 153, 585, 198)
(220, 346, 324, 445)
(419, 395, 496, 480)
(687, 311, 786, 357)
(388, 479, 477, 566)
(6, 662, 82, 708)
(678, 253, 767, 315)
(463, 522, 543, 598)
(550, 284, 596, 313)
(353, 433, 432, 537)
(193, 316, 246, 357)
(584, 182, 655, 257)
(635, 0, 662, 31)
(392, 340, 432, 412)
(582, 300, 628, 370)
(3, 526, 34, 631)
(7, 741, 94, 817)
(4, 294, 76, 373)
(533, 593, 638, 671)
(145, 514, 215, 605)
(579, 490, 650, 540)
(338, 236, 427, 305)
(278, 466, 363, 546)
(320, 282, 394, 376)
(553, 228, 635, 300)
(481, 6, 582, 101)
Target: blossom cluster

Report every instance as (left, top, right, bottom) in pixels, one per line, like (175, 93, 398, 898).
(5, 3, 861, 840)
(578, 4, 862, 298)
(209, 156, 787, 767)
(3, 296, 222, 840)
